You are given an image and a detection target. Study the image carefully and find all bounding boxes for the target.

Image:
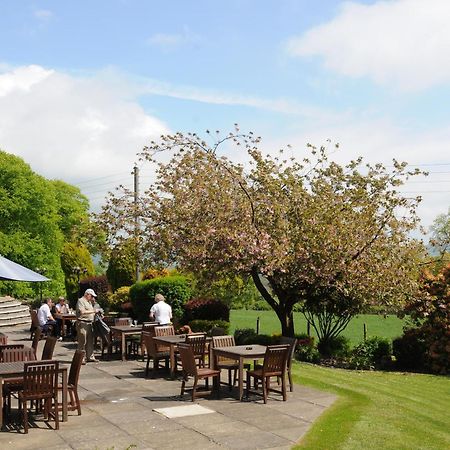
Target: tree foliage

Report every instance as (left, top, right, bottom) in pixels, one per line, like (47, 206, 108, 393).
(106, 239, 137, 292)
(98, 128, 424, 339)
(0, 150, 95, 299)
(60, 242, 95, 304)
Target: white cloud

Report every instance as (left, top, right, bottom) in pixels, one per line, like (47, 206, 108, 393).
(34, 9, 54, 21)
(262, 118, 450, 229)
(146, 27, 201, 51)
(286, 0, 450, 91)
(0, 65, 169, 209)
(138, 77, 338, 120)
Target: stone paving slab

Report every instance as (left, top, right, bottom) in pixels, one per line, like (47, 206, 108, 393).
(0, 324, 337, 449)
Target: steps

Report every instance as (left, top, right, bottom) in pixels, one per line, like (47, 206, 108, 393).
(0, 296, 31, 327)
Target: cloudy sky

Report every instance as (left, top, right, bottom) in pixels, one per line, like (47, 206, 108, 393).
(0, 0, 449, 231)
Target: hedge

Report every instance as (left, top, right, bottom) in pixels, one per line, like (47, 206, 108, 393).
(129, 275, 192, 323)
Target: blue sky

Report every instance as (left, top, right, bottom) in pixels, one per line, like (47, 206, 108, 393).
(0, 0, 449, 231)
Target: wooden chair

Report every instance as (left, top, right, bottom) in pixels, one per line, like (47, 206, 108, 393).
(185, 333, 207, 368)
(30, 309, 41, 340)
(58, 350, 85, 416)
(0, 344, 25, 362)
(136, 322, 159, 360)
(154, 325, 175, 353)
(2, 347, 36, 362)
(0, 332, 8, 345)
(18, 360, 60, 433)
(178, 343, 221, 402)
(32, 328, 42, 357)
(246, 345, 290, 404)
(142, 331, 169, 377)
(2, 347, 37, 414)
(41, 336, 57, 360)
(279, 336, 297, 392)
(212, 335, 241, 390)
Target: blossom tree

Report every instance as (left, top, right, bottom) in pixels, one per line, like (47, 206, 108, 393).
(97, 128, 424, 340)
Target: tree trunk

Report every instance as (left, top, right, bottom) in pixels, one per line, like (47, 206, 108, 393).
(251, 266, 295, 337)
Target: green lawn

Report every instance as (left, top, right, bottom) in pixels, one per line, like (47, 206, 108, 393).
(292, 362, 450, 449)
(230, 309, 406, 346)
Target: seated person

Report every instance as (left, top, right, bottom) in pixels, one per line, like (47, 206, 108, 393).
(37, 298, 59, 337)
(54, 296, 71, 339)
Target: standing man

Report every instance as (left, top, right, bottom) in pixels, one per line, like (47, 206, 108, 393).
(38, 298, 58, 336)
(149, 293, 172, 325)
(76, 288, 99, 363)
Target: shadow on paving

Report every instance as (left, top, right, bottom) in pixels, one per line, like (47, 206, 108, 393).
(0, 324, 337, 450)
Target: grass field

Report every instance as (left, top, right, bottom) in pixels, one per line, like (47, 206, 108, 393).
(230, 309, 406, 346)
(292, 362, 450, 449)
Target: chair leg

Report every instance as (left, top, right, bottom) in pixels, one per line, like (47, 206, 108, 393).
(181, 378, 186, 397)
(145, 356, 150, 377)
(282, 374, 287, 401)
(192, 378, 198, 402)
(246, 372, 250, 398)
(23, 399, 29, 433)
(228, 369, 232, 391)
(288, 368, 293, 392)
(263, 378, 268, 404)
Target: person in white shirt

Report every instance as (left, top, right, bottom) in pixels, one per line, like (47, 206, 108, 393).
(149, 293, 172, 325)
(37, 298, 58, 336)
(55, 297, 71, 340)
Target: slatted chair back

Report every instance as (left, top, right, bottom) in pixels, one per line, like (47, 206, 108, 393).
(69, 350, 85, 387)
(279, 336, 297, 391)
(115, 317, 132, 326)
(142, 331, 170, 376)
(262, 345, 290, 376)
(0, 344, 25, 362)
(30, 309, 41, 339)
(185, 333, 207, 367)
(41, 336, 57, 360)
(64, 350, 85, 415)
(2, 347, 36, 362)
(20, 360, 59, 433)
(212, 335, 235, 363)
(178, 342, 198, 377)
(154, 325, 175, 337)
(142, 331, 158, 357)
(32, 327, 42, 356)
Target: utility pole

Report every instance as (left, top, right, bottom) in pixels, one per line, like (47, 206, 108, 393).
(133, 165, 141, 282)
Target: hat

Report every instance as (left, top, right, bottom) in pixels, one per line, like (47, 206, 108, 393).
(85, 288, 97, 297)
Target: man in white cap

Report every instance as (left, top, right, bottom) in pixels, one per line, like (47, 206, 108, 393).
(76, 288, 99, 363)
(149, 293, 172, 325)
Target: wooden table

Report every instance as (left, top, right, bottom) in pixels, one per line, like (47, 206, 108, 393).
(213, 344, 267, 401)
(152, 334, 187, 378)
(109, 325, 142, 361)
(0, 361, 68, 428)
(55, 313, 77, 338)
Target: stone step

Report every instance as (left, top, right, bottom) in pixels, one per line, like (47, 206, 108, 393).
(0, 297, 31, 327)
(0, 300, 23, 309)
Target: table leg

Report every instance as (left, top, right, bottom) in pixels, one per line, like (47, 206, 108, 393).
(61, 369, 68, 422)
(61, 318, 66, 338)
(238, 357, 244, 401)
(169, 345, 175, 378)
(0, 378, 3, 428)
(121, 333, 126, 361)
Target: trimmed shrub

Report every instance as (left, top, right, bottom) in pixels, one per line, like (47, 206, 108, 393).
(79, 275, 110, 310)
(188, 319, 230, 335)
(129, 275, 192, 324)
(60, 242, 95, 305)
(106, 241, 136, 292)
(348, 337, 392, 370)
(317, 335, 351, 358)
(295, 334, 320, 363)
(142, 267, 170, 280)
(107, 286, 131, 312)
(182, 298, 230, 323)
(393, 328, 428, 372)
(233, 328, 278, 346)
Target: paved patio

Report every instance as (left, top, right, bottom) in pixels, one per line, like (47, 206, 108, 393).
(0, 325, 337, 450)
